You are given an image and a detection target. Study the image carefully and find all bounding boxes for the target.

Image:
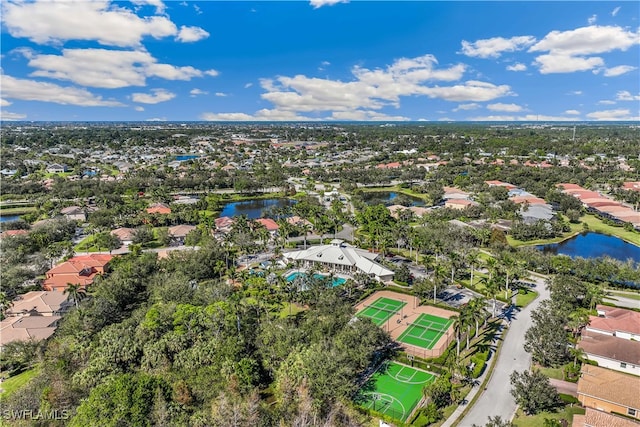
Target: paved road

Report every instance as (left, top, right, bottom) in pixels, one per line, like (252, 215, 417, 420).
(603, 292, 640, 310)
(457, 274, 550, 427)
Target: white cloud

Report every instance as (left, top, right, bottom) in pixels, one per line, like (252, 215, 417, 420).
(1, 74, 123, 106)
(533, 54, 604, 74)
(309, 0, 348, 9)
(244, 83, 253, 89)
(200, 109, 315, 121)
(25, 48, 209, 88)
(611, 6, 621, 16)
(0, 99, 11, 107)
(586, 108, 639, 120)
(131, 88, 176, 104)
(329, 110, 410, 121)
(201, 112, 256, 121)
(131, 0, 166, 15)
(506, 63, 527, 72)
(1, 0, 184, 47)
(530, 25, 640, 56)
(616, 91, 640, 101)
(597, 100, 616, 105)
(190, 88, 208, 97)
(146, 117, 167, 121)
(453, 103, 481, 111)
(565, 110, 581, 115)
(588, 14, 597, 25)
(176, 25, 209, 43)
(468, 114, 577, 121)
(460, 36, 536, 58)
(135, 106, 145, 111)
(259, 54, 477, 113)
(568, 90, 583, 96)
(419, 81, 513, 102)
(215, 92, 227, 97)
(204, 69, 220, 77)
(603, 65, 636, 77)
(530, 25, 640, 74)
(487, 103, 524, 112)
(0, 111, 27, 121)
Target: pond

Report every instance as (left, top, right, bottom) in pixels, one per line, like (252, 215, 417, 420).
(175, 155, 200, 161)
(362, 191, 425, 207)
(219, 198, 296, 219)
(536, 232, 640, 263)
(0, 215, 20, 223)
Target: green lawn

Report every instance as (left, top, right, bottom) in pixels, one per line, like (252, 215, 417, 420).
(0, 206, 36, 215)
(515, 290, 539, 308)
(0, 368, 38, 398)
(74, 234, 111, 252)
(607, 291, 640, 301)
(278, 302, 306, 318)
(512, 405, 585, 427)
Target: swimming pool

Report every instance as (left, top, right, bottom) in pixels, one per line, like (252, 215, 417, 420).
(286, 272, 347, 287)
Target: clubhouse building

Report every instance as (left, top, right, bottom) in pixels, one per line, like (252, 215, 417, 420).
(282, 239, 394, 282)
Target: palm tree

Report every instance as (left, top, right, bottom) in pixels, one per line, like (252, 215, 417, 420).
(466, 250, 480, 289)
(569, 345, 586, 368)
(483, 276, 500, 317)
(469, 297, 487, 338)
(452, 315, 463, 357)
(64, 283, 87, 308)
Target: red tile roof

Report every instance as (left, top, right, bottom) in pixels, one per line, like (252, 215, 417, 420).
(255, 218, 279, 231)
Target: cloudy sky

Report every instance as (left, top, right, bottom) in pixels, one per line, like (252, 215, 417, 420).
(1, 1, 639, 121)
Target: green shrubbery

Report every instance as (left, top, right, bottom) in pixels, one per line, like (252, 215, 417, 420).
(470, 350, 490, 378)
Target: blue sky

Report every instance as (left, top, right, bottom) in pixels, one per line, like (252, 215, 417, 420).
(1, 1, 639, 121)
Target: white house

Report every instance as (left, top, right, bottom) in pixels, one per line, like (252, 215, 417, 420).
(283, 239, 394, 282)
(578, 330, 640, 377)
(586, 306, 640, 341)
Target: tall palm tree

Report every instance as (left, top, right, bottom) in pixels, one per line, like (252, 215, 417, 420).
(467, 250, 480, 289)
(64, 283, 87, 308)
(469, 297, 487, 338)
(452, 315, 463, 358)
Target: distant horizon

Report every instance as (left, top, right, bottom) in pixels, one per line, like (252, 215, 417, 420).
(1, 1, 638, 121)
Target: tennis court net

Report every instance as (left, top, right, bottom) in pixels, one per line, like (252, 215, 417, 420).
(361, 304, 402, 316)
(406, 321, 449, 336)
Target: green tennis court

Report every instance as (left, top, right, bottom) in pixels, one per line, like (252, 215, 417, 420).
(356, 297, 406, 326)
(358, 361, 435, 422)
(397, 313, 453, 349)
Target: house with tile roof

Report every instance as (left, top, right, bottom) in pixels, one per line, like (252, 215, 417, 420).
(60, 206, 86, 222)
(168, 224, 197, 245)
(43, 254, 113, 292)
(578, 330, 640, 376)
(0, 229, 28, 239)
(577, 365, 640, 421)
(586, 306, 640, 341)
(110, 227, 136, 246)
(0, 315, 61, 350)
(572, 407, 640, 427)
(146, 202, 172, 215)
(283, 239, 394, 282)
(6, 291, 72, 317)
(255, 218, 279, 235)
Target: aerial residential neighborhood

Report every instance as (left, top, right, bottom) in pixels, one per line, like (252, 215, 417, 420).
(1, 0, 639, 426)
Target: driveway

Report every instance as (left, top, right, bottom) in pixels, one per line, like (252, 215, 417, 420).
(457, 274, 550, 426)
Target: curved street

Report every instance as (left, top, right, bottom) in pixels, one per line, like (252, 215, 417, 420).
(457, 274, 550, 427)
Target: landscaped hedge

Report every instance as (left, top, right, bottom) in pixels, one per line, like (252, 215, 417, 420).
(470, 350, 490, 378)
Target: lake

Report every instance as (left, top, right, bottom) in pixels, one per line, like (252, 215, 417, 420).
(0, 215, 20, 223)
(220, 198, 296, 219)
(537, 232, 640, 263)
(362, 191, 425, 207)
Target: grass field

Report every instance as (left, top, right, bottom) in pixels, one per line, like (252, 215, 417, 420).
(397, 313, 452, 350)
(0, 368, 38, 399)
(356, 297, 406, 326)
(358, 361, 435, 422)
(512, 405, 585, 427)
(515, 290, 539, 308)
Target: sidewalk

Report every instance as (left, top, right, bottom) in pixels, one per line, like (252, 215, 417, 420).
(440, 320, 507, 427)
(549, 378, 578, 397)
